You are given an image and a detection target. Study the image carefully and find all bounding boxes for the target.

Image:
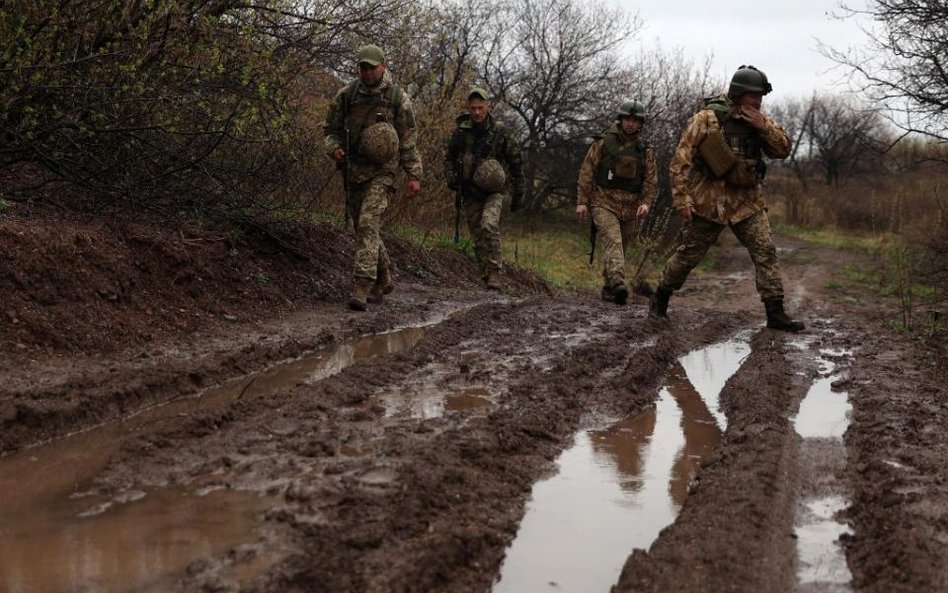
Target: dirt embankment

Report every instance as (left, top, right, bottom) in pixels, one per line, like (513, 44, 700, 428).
(2, 205, 947, 593)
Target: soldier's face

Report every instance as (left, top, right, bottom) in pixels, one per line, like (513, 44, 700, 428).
(468, 98, 491, 123)
(620, 116, 642, 135)
(736, 92, 763, 111)
(358, 62, 386, 86)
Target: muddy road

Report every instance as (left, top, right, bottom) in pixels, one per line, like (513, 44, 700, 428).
(2, 225, 947, 593)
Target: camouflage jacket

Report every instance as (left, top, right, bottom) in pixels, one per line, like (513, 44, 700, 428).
(445, 113, 525, 200)
(577, 126, 658, 220)
(323, 70, 423, 185)
(669, 94, 790, 225)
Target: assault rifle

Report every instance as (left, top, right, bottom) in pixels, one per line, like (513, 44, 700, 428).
(338, 99, 352, 229)
(452, 155, 463, 244)
(588, 218, 597, 265)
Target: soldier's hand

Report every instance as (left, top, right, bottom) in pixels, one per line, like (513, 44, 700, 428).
(636, 204, 649, 220)
(678, 205, 694, 222)
(406, 178, 421, 198)
(332, 147, 346, 163)
(738, 106, 765, 130)
(575, 204, 587, 222)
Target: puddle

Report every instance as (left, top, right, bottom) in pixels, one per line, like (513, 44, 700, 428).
(493, 338, 748, 593)
(0, 487, 276, 593)
(793, 347, 855, 592)
(793, 349, 852, 439)
(373, 384, 494, 419)
(795, 496, 853, 589)
(0, 324, 430, 593)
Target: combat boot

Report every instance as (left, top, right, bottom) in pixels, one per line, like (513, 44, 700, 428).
(764, 298, 805, 332)
(649, 286, 672, 319)
(348, 278, 373, 311)
(600, 285, 614, 302)
(485, 270, 502, 291)
(367, 268, 395, 304)
(612, 282, 629, 306)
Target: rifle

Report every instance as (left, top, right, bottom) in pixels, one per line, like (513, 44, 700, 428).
(452, 154, 463, 244)
(588, 218, 597, 265)
(338, 96, 352, 229)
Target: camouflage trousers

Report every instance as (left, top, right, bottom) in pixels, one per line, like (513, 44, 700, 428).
(348, 174, 394, 281)
(592, 206, 642, 288)
(659, 210, 784, 300)
(464, 192, 505, 277)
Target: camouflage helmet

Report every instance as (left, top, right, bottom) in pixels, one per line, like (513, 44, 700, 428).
(359, 122, 399, 164)
(472, 159, 507, 192)
(728, 65, 773, 98)
(617, 100, 646, 122)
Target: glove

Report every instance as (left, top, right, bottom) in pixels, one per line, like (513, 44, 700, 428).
(510, 192, 524, 212)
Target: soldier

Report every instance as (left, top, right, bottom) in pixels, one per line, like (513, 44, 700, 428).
(576, 100, 658, 305)
(324, 44, 423, 311)
(445, 87, 525, 290)
(649, 65, 804, 332)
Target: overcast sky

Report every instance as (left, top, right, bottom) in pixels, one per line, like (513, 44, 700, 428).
(620, 0, 872, 103)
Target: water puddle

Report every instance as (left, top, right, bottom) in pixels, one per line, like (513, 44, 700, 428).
(0, 486, 276, 593)
(372, 383, 493, 419)
(0, 324, 431, 593)
(793, 347, 855, 592)
(493, 337, 749, 593)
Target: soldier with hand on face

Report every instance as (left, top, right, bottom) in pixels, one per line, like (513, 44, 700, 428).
(576, 100, 658, 305)
(323, 44, 423, 311)
(445, 87, 525, 291)
(649, 65, 804, 332)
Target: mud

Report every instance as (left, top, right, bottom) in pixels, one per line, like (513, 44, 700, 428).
(2, 208, 947, 593)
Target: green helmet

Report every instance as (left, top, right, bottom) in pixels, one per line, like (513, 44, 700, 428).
(728, 65, 773, 97)
(617, 100, 646, 122)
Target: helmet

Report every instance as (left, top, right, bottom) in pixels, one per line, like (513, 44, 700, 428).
(617, 100, 646, 122)
(359, 122, 399, 164)
(728, 65, 772, 97)
(472, 159, 507, 192)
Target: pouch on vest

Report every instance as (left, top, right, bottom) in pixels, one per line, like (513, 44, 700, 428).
(698, 129, 737, 177)
(725, 157, 759, 187)
(613, 155, 639, 180)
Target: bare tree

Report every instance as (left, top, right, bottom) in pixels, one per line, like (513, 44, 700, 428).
(479, 0, 644, 212)
(823, 1, 948, 143)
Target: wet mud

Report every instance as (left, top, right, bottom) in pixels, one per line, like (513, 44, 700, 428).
(2, 219, 948, 593)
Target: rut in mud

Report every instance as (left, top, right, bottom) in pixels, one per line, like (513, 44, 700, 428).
(2, 213, 948, 593)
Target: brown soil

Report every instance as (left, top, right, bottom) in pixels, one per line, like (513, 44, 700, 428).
(2, 203, 946, 593)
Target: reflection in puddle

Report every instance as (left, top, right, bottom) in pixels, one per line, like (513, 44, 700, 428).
(793, 349, 852, 439)
(794, 347, 854, 592)
(0, 325, 429, 593)
(0, 487, 275, 593)
(374, 385, 493, 418)
(678, 337, 750, 430)
(795, 496, 853, 586)
(494, 338, 747, 593)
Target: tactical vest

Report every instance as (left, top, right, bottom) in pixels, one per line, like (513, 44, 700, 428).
(694, 103, 766, 183)
(459, 122, 503, 184)
(595, 129, 646, 192)
(343, 81, 403, 164)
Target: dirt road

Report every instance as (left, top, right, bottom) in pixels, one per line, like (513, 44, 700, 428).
(2, 213, 946, 593)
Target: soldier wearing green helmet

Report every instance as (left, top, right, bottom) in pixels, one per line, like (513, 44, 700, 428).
(324, 44, 423, 311)
(576, 99, 658, 305)
(649, 65, 804, 332)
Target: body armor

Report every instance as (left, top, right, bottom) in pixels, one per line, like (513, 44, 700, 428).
(595, 127, 646, 193)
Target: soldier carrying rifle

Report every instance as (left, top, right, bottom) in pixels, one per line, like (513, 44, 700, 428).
(324, 44, 423, 311)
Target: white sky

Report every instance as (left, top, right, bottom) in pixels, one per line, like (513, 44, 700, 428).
(619, 0, 872, 103)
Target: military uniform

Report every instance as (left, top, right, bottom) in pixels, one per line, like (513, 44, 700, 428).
(445, 112, 524, 283)
(659, 94, 789, 300)
(323, 69, 423, 288)
(651, 64, 803, 331)
(577, 123, 658, 293)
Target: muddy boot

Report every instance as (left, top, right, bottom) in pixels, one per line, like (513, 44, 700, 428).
(367, 268, 395, 304)
(600, 285, 614, 302)
(348, 278, 373, 311)
(612, 282, 628, 306)
(633, 279, 654, 298)
(764, 298, 805, 332)
(485, 270, 502, 291)
(649, 286, 672, 319)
